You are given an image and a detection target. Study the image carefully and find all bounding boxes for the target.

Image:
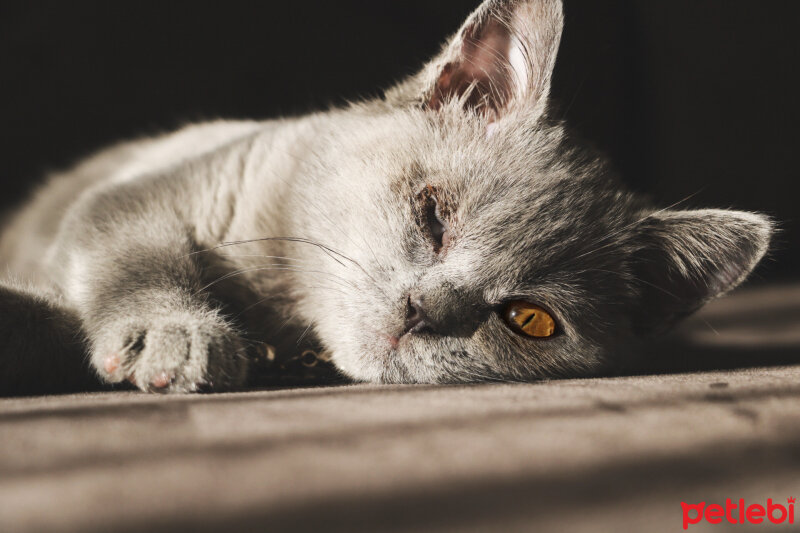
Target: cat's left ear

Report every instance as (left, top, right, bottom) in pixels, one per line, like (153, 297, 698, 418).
(386, 0, 564, 121)
(631, 209, 773, 335)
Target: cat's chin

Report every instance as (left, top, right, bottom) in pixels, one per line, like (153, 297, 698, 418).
(329, 332, 434, 384)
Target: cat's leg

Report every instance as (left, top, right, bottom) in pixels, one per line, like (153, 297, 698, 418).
(80, 238, 249, 393)
(0, 280, 100, 396)
(56, 184, 250, 393)
(90, 288, 248, 393)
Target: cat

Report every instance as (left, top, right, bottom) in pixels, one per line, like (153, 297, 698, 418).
(0, 0, 773, 394)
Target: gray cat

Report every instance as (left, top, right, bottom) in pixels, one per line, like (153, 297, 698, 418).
(0, 0, 772, 394)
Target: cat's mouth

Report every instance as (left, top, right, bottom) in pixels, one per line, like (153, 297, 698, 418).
(383, 324, 431, 351)
(386, 334, 401, 350)
(376, 328, 420, 358)
(369, 334, 427, 383)
(383, 330, 416, 351)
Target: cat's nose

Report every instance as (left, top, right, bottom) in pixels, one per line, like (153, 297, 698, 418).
(402, 286, 486, 338)
(403, 294, 432, 335)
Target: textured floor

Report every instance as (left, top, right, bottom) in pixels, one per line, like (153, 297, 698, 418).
(2, 284, 799, 533)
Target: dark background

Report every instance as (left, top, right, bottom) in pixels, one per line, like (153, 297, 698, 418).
(1, 1, 798, 280)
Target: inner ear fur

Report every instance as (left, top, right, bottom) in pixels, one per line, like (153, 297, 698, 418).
(385, 0, 564, 120)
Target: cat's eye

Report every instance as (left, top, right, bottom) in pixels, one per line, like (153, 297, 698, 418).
(503, 301, 557, 338)
(427, 199, 448, 250)
(418, 186, 451, 253)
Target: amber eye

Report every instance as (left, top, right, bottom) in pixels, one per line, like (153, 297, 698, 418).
(503, 301, 557, 338)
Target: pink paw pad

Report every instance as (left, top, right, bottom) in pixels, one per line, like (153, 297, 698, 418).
(103, 354, 121, 374)
(150, 372, 173, 389)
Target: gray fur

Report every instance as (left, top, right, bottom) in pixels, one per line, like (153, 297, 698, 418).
(0, 0, 772, 393)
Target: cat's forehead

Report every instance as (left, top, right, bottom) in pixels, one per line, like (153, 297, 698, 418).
(356, 111, 639, 265)
(463, 179, 634, 275)
(417, 128, 633, 231)
(377, 132, 639, 292)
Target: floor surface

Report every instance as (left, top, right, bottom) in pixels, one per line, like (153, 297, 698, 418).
(2, 284, 799, 533)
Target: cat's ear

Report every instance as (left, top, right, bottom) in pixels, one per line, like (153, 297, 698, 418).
(631, 209, 773, 335)
(386, 0, 564, 121)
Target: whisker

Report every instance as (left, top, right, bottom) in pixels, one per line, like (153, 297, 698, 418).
(216, 253, 315, 265)
(296, 323, 314, 346)
(702, 319, 721, 337)
(232, 283, 347, 321)
(580, 267, 682, 301)
(306, 204, 393, 302)
(216, 237, 349, 267)
(194, 264, 357, 296)
(568, 188, 707, 265)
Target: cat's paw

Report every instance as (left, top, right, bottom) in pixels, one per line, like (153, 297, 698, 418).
(92, 311, 249, 393)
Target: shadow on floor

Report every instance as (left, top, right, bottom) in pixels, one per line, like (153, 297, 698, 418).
(620, 283, 800, 376)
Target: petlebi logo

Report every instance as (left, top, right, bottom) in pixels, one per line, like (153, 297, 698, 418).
(681, 497, 796, 529)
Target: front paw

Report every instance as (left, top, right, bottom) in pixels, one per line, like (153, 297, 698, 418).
(92, 311, 249, 393)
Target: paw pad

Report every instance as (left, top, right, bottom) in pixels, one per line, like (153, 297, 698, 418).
(103, 354, 121, 374)
(150, 372, 173, 389)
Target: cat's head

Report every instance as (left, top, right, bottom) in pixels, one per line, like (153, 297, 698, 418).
(288, 0, 772, 383)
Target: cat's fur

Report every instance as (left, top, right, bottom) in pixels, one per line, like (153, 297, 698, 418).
(0, 0, 772, 394)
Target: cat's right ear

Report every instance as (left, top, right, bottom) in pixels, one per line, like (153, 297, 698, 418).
(385, 0, 564, 122)
(630, 209, 773, 335)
